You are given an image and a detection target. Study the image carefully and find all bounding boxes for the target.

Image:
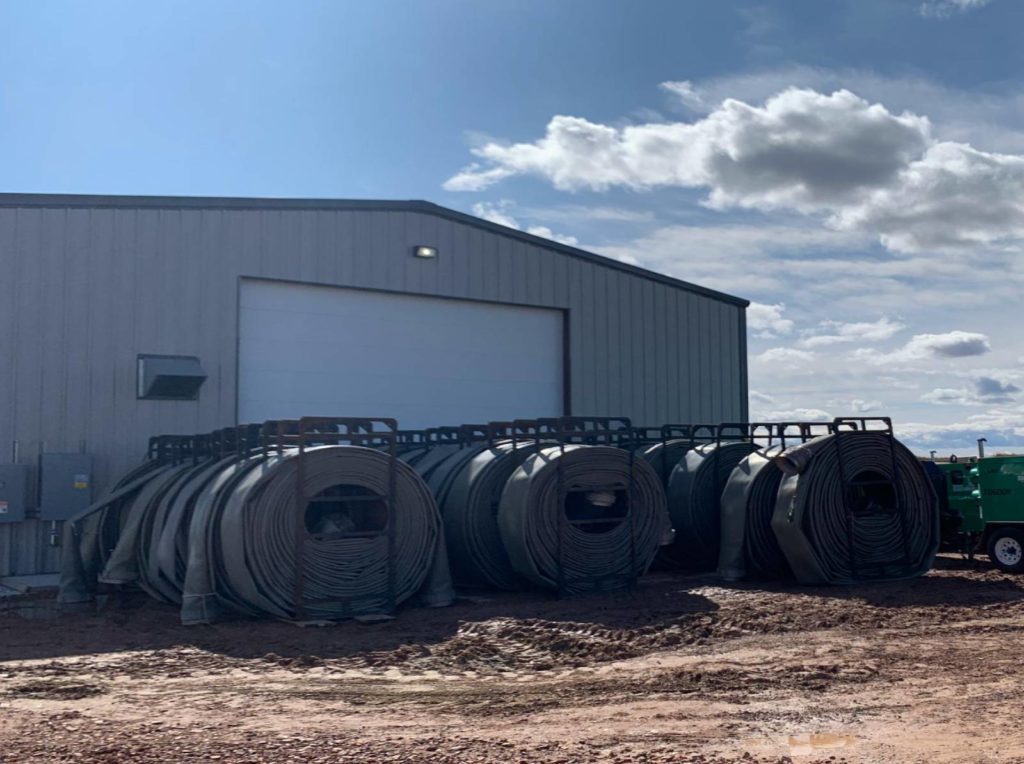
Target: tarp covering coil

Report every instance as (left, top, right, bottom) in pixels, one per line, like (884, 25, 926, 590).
(661, 441, 759, 570)
(772, 432, 939, 585)
(717, 446, 791, 581)
(498, 444, 666, 591)
(61, 444, 454, 623)
(187, 446, 449, 621)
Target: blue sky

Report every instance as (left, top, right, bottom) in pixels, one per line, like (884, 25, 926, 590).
(2, 0, 1023, 453)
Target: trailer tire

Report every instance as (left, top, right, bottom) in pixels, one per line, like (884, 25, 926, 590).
(987, 527, 1024, 573)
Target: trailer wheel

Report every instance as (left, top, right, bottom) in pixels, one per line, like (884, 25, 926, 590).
(987, 528, 1024, 573)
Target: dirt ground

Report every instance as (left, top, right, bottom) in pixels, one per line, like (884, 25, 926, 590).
(3, 556, 1024, 763)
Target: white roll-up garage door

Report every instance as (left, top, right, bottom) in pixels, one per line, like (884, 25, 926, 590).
(238, 280, 565, 428)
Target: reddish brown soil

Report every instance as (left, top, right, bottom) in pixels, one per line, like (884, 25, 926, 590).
(3, 555, 1024, 763)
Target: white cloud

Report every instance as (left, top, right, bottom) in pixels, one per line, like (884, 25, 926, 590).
(854, 330, 992, 364)
(445, 164, 515, 192)
(749, 390, 777, 406)
(756, 347, 816, 365)
(470, 201, 579, 246)
(799, 316, 904, 348)
(922, 376, 1022, 406)
(650, 65, 1024, 153)
(660, 80, 706, 111)
(747, 302, 794, 339)
(446, 86, 1024, 255)
(756, 406, 833, 422)
(447, 89, 930, 205)
(521, 204, 656, 224)
(833, 142, 1024, 253)
(898, 405, 1024, 452)
(919, 0, 993, 18)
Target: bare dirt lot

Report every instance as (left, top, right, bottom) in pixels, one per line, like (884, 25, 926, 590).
(3, 556, 1024, 763)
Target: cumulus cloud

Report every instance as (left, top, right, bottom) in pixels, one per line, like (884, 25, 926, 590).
(899, 331, 992, 359)
(898, 405, 1024, 452)
(659, 80, 706, 111)
(854, 330, 992, 364)
(755, 347, 816, 365)
(834, 142, 1024, 253)
(446, 87, 1024, 254)
(922, 376, 1021, 406)
(756, 406, 833, 422)
(447, 89, 929, 206)
(470, 201, 579, 246)
(747, 302, 794, 339)
(919, 0, 993, 18)
(749, 390, 777, 406)
(799, 316, 904, 348)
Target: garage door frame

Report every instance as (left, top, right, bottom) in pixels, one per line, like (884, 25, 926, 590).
(234, 276, 572, 426)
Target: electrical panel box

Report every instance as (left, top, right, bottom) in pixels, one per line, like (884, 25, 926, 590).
(39, 453, 93, 521)
(0, 464, 31, 523)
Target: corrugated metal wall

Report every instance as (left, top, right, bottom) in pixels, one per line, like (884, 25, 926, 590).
(0, 197, 748, 576)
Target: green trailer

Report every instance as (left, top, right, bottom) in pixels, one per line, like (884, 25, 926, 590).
(934, 454, 1024, 572)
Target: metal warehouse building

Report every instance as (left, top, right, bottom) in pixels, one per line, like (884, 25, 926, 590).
(0, 193, 748, 577)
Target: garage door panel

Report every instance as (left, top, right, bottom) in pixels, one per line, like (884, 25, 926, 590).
(238, 281, 564, 428)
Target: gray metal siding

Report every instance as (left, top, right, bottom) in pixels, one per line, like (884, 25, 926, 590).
(0, 201, 747, 575)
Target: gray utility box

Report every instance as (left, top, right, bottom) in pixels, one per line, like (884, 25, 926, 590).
(39, 453, 93, 521)
(0, 464, 31, 523)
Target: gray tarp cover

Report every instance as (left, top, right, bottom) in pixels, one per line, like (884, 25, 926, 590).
(62, 447, 454, 623)
(180, 446, 453, 624)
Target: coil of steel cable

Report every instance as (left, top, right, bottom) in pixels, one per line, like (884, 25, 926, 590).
(441, 440, 538, 589)
(497, 444, 666, 592)
(197, 445, 446, 621)
(660, 441, 759, 570)
(772, 431, 939, 585)
(718, 445, 791, 581)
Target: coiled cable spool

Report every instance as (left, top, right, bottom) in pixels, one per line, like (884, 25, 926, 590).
(498, 444, 666, 592)
(772, 426, 939, 585)
(718, 445, 790, 581)
(661, 440, 759, 569)
(633, 438, 695, 487)
(197, 445, 446, 621)
(441, 440, 539, 589)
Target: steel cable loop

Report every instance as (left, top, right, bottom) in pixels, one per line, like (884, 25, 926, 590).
(718, 445, 790, 581)
(498, 444, 666, 591)
(633, 439, 694, 486)
(215, 445, 443, 620)
(441, 441, 539, 589)
(772, 432, 939, 585)
(661, 441, 760, 570)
